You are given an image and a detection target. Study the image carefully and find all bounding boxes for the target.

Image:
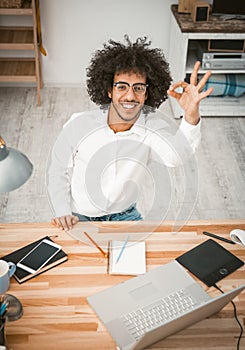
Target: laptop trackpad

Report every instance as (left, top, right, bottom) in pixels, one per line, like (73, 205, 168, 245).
(129, 282, 158, 300)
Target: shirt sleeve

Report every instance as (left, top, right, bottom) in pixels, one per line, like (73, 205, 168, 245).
(46, 113, 83, 217)
(148, 116, 201, 167)
(179, 116, 201, 152)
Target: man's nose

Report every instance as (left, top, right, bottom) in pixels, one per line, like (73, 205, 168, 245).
(124, 85, 136, 99)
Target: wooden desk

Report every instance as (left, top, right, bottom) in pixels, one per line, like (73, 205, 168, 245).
(0, 220, 245, 350)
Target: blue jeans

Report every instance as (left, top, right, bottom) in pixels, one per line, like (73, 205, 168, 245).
(73, 204, 143, 221)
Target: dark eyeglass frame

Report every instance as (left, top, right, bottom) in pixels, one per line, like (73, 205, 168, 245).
(113, 81, 149, 95)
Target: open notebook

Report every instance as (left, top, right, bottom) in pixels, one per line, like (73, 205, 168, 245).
(108, 240, 146, 275)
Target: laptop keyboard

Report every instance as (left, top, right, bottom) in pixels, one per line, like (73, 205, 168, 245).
(120, 289, 199, 341)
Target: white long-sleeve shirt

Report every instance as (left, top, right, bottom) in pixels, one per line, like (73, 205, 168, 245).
(47, 108, 201, 217)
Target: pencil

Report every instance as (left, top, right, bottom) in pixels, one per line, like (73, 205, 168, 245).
(83, 231, 107, 258)
(116, 235, 129, 264)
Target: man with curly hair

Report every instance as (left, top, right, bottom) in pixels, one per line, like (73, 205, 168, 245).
(47, 36, 213, 231)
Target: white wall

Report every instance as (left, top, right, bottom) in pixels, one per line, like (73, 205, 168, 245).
(40, 0, 178, 86)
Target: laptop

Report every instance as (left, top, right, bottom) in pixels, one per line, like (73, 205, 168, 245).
(87, 260, 245, 350)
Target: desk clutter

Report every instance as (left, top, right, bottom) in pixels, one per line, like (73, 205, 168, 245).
(70, 228, 147, 275)
(1, 236, 67, 283)
(0, 221, 244, 349)
(0, 231, 146, 283)
(0, 294, 23, 348)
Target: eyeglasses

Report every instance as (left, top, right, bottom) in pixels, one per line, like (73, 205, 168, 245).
(113, 81, 148, 95)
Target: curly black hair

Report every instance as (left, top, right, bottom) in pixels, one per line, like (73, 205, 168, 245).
(86, 35, 172, 110)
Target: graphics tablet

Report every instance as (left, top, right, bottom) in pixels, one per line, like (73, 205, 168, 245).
(176, 239, 244, 287)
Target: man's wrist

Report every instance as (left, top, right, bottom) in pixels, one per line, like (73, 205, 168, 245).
(184, 113, 200, 126)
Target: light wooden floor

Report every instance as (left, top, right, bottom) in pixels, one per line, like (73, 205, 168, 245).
(0, 86, 244, 223)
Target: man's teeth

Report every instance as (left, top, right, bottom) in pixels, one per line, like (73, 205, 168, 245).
(122, 103, 135, 109)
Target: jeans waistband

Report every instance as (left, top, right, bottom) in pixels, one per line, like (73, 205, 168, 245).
(73, 203, 142, 222)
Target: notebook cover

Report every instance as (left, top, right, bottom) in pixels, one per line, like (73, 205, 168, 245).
(176, 239, 244, 287)
(1, 236, 68, 283)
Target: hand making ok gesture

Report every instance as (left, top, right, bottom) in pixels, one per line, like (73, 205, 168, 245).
(167, 61, 214, 125)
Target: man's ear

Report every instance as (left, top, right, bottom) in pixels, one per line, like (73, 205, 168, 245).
(108, 89, 112, 99)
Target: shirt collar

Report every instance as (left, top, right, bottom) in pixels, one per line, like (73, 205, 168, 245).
(113, 112, 146, 136)
(131, 114, 146, 135)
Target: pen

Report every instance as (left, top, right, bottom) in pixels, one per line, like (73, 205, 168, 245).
(0, 302, 8, 316)
(116, 235, 129, 264)
(203, 231, 235, 245)
(83, 231, 107, 258)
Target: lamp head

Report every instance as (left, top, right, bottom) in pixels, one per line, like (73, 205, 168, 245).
(0, 136, 33, 193)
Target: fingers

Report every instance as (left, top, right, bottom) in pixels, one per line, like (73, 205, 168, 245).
(191, 60, 211, 92)
(169, 63, 212, 94)
(197, 69, 212, 91)
(190, 61, 201, 86)
(199, 86, 214, 100)
(167, 88, 182, 100)
(51, 215, 79, 231)
(169, 80, 188, 92)
(168, 81, 188, 100)
(72, 216, 79, 225)
(168, 61, 213, 104)
(190, 61, 212, 92)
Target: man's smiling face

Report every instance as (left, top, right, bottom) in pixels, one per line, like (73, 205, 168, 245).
(108, 71, 148, 127)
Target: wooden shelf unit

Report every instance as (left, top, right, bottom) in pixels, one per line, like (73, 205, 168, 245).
(0, 27, 34, 50)
(0, 57, 36, 81)
(0, 0, 33, 15)
(0, 0, 42, 105)
(169, 5, 245, 117)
